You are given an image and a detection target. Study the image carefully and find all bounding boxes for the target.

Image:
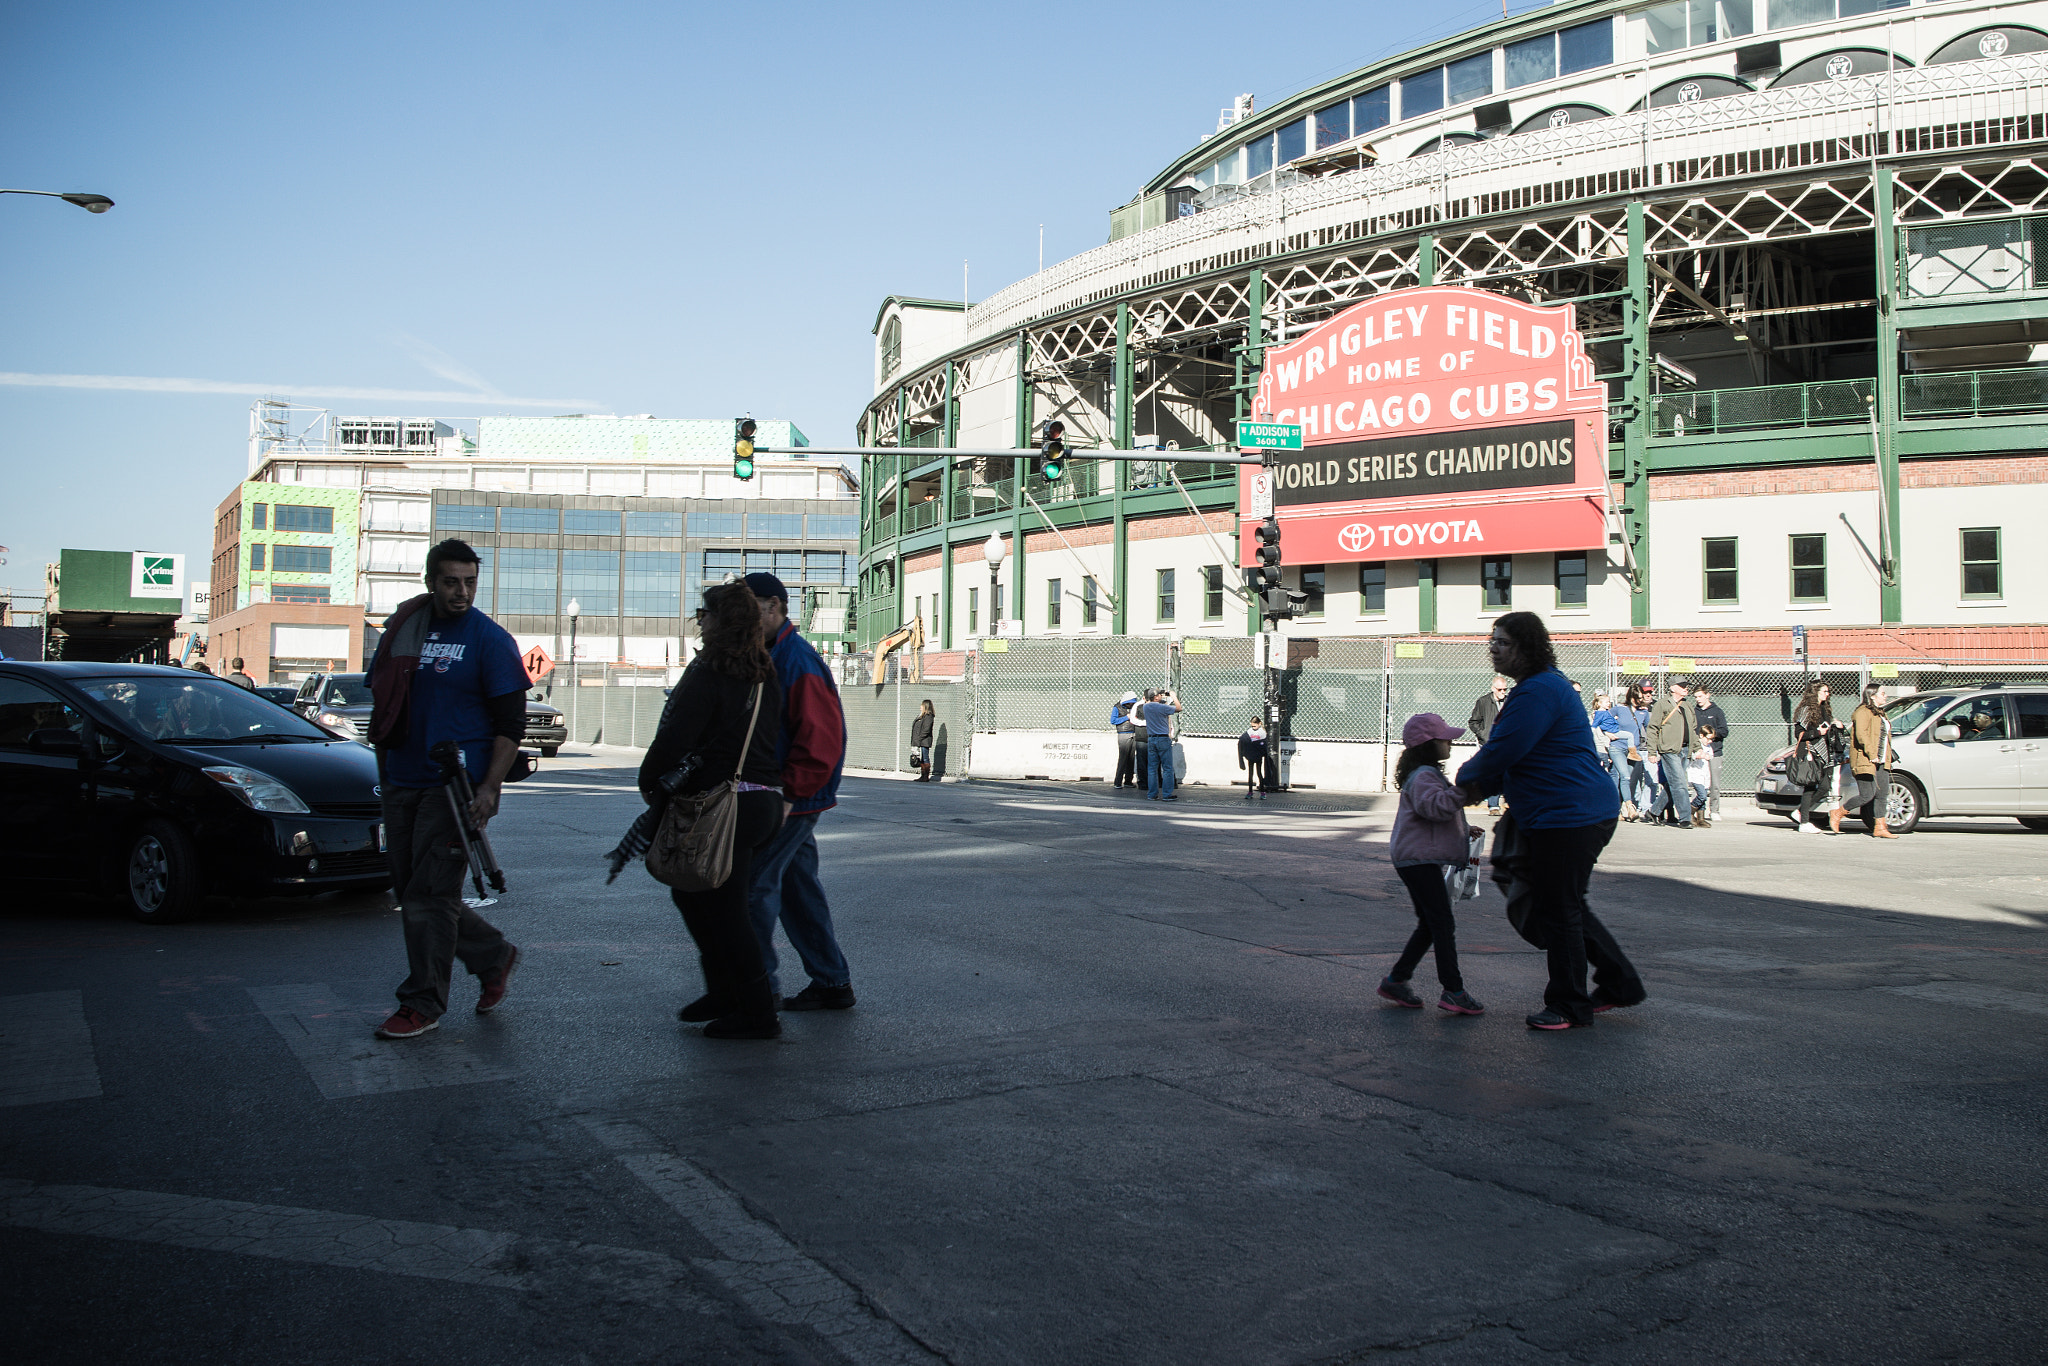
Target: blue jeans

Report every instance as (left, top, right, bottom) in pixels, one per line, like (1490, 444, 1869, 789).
(1605, 740, 1632, 804)
(746, 812, 850, 993)
(1652, 753, 1688, 819)
(1147, 739, 1175, 797)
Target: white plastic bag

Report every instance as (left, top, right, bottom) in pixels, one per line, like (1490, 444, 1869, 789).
(1442, 828, 1486, 901)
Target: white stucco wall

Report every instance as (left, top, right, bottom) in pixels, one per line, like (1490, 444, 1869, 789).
(1648, 490, 1887, 627)
(1899, 482, 2048, 624)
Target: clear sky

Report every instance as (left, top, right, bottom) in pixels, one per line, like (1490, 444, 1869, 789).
(0, 0, 1546, 597)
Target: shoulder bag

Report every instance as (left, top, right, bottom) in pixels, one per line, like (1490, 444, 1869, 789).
(645, 683, 765, 891)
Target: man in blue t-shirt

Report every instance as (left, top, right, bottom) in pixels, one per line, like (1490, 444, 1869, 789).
(366, 538, 529, 1041)
(1142, 687, 1182, 800)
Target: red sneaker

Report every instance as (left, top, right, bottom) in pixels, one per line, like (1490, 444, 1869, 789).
(476, 945, 520, 1015)
(375, 1006, 438, 1040)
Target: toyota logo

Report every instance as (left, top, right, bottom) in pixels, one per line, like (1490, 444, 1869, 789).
(1337, 523, 1375, 553)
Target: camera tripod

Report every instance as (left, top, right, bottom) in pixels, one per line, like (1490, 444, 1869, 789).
(429, 740, 506, 906)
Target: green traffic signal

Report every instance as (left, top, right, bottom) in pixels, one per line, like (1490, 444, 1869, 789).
(1038, 420, 1065, 483)
(733, 416, 757, 481)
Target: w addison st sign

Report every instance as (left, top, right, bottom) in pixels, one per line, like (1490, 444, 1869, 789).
(1239, 286, 1608, 565)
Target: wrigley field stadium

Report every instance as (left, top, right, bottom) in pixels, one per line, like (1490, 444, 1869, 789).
(854, 0, 2048, 792)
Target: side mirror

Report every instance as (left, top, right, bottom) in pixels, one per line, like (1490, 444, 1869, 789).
(28, 728, 84, 755)
(1933, 724, 1961, 743)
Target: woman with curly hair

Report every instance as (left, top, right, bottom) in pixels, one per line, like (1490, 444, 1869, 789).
(639, 582, 786, 1039)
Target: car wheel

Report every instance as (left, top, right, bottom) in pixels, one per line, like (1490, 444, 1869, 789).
(541, 746, 559, 758)
(123, 819, 205, 923)
(2019, 817, 2048, 833)
(1863, 775, 1924, 835)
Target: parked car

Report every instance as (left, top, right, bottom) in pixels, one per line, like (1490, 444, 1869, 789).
(255, 685, 299, 708)
(1754, 684, 2048, 835)
(294, 672, 565, 756)
(0, 662, 392, 923)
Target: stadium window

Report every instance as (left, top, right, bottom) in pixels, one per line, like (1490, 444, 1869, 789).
(1299, 565, 1326, 617)
(1082, 576, 1099, 625)
(1203, 565, 1224, 620)
(1445, 51, 1492, 104)
(1559, 17, 1614, 73)
(249, 503, 268, 530)
(1555, 554, 1588, 608)
(1276, 117, 1308, 164)
(1246, 133, 1275, 180)
(1961, 528, 2002, 599)
(272, 545, 331, 574)
(1359, 562, 1387, 615)
(1047, 577, 1062, 628)
(1482, 558, 1513, 608)
(1703, 538, 1738, 604)
(968, 587, 979, 634)
(1313, 101, 1350, 148)
(1766, 0, 1832, 30)
(272, 504, 334, 534)
(1790, 534, 1827, 603)
(1352, 85, 1391, 135)
(500, 507, 558, 534)
(1506, 33, 1559, 87)
(1401, 67, 1444, 118)
(1157, 568, 1176, 623)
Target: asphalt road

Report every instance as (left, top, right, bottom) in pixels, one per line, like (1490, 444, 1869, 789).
(5, 759, 2046, 1365)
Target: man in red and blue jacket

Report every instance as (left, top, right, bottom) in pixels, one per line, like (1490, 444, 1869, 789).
(743, 573, 854, 1010)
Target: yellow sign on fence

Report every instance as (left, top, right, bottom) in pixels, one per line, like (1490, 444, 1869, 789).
(982, 638, 1008, 653)
(1183, 638, 1211, 654)
(1667, 657, 1697, 672)
(1871, 662, 1899, 679)
(1622, 659, 1652, 675)
(1394, 642, 1426, 659)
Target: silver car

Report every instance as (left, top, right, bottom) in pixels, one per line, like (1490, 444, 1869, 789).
(1754, 685, 2048, 835)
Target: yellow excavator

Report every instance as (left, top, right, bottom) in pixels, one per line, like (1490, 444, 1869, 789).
(870, 614, 926, 686)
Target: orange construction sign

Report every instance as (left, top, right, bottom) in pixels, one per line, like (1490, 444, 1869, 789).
(522, 645, 555, 683)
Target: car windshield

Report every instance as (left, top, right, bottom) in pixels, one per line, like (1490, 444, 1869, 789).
(324, 675, 374, 707)
(76, 675, 333, 743)
(1885, 693, 1953, 736)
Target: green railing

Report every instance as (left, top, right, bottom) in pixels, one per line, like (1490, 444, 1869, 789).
(1653, 380, 1874, 437)
(902, 498, 941, 531)
(1900, 366, 2048, 419)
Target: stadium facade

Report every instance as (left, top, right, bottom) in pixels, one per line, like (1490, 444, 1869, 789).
(856, 0, 2048, 658)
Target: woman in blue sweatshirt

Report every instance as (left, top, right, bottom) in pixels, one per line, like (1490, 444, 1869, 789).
(1457, 612, 1645, 1030)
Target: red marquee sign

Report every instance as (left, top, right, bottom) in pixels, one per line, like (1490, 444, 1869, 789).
(1240, 286, 1608, 565)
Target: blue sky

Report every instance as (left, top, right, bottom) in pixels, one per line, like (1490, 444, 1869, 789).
(0, 0, 1543, 596)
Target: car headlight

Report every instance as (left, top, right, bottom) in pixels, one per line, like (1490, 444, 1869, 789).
(203, 764, 311, 813)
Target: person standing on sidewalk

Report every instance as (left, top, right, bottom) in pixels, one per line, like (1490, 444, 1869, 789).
(1111, 691, 1141, 789)
(1791, 681, 1840, 833)
(1237, 716, 1269, 800)
(1143, 688, 1183, 800)
(641, 582, 786, 1039)
(226, 657, 257, 689)
(910, 698, 936, 782)
(366, 538, 526, 1041)
(1457, 612, 1642, 1031)
(1646, 679, 1698, 829)
(1468, 676, 1509, 814)
(1692, 685, 1729, 821)
(1840, 683, 1900, 839)
(744, 573, 856, 1012)
(1379, 713, 1485, 1017)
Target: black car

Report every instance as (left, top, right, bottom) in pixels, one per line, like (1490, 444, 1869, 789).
(255, 684, 299, 708)
(0, 662, 392, 923)
(295, 671, 566, 757)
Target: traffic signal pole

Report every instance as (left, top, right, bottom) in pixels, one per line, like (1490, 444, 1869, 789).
(751, 445, 1266, 464)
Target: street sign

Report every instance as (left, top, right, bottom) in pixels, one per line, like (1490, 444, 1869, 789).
(522, 645, 555, 683)
(1394, 642, 1425, 659)
(1246, 469, 1273, 518)
(1235, 420, 1303, 451)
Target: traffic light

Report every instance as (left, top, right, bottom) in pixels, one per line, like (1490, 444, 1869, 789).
(1035, 420, 1066, 483)
(1254, 516, 1282, 583)
(733, 417, 757, 481)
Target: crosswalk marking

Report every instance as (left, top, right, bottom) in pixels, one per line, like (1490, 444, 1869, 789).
(580, 1117, 943, 1366)
(248, 985, 515, 1100)
(0, 990, 102, 1107)
(0, 1178, 714, 1309)
(1881, 981, 2048, 1017)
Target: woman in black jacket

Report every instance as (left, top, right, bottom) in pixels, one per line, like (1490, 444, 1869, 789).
(910, 699, 936, 781)
(639, 583, 786, 1038)
(1790, 680, 1840, 833)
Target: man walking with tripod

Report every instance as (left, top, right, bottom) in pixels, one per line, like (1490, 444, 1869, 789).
(367, 538, 529, 1040)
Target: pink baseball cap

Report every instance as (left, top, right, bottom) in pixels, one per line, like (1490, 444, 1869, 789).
(1402, 713, 1465, 746)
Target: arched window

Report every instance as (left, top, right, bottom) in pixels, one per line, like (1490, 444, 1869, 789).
(1771, 49, 1908, 87)
(1408, 132, 1487, 156)
(880, 316, 902, 381)
(1929, 26, 2048, 64)
(1512, 104, 1610, 134)
(1635, 74, 1753, 110)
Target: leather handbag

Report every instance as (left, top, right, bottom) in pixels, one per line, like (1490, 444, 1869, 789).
(1786, 748, 1824, 790)
(645, 684, 764, 891)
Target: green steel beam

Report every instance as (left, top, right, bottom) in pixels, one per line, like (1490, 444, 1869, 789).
(1895, 418, 2048, 455)
(935, 376, 953, 649)
(1113, 300, 1131, 635)
(1417, 557, 1437, 634)
(1874, 167, 1903, 624)
(1012, 329, 1028, 633)
(1893, 295, 2048, 329)
(1417, 233, 1436, 287)
(1623, 201, 1651, 629)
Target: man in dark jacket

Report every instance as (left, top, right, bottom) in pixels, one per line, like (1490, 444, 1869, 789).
(1236, 717, 1268, 800)
(744, 574, 855, 1011)
(1692, 684, 1729, 821)
(365, 538, 527, 1041)
(1646, 679, 1698, 828)
(1469, 676, 1509, 813)
(1111, 691, 1140, 788)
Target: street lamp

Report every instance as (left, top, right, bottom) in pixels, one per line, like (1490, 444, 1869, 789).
(565, 597, 581, 744)
(1, 189, 115, 213)
(982, 533, 1007, 638)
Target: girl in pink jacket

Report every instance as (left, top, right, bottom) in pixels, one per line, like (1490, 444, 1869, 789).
(1380, 713, 1485, 1015)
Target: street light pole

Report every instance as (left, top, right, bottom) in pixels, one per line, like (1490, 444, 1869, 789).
(565, 597, 581, 745)
(982, 533, 1007, 639)
(0, 190, 115, 213)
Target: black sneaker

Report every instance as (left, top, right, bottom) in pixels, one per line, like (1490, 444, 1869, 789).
(703, 1014, 782, 1039)
(1526, 1009, 1590, 1030)
(782, 983, 856, 1012)
(682, 990, 782, 1021)
(1438, 990, 1485, 1016)
(1377, 977, 1424, 1008)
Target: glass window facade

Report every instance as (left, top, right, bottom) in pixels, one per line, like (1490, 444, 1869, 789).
(1555, 554, 1588, 608)
(500, 507, 558, 533)
(808, 514, 858, 539)
(691, 512, 742, 537)
(1790, 535, 1827, 602)
(563, 550, 619, 615)
(624, 510, 682, 536)
(498, 548, 558, 615)
(1276, 117, 1308, 164)
(437, 505, 495, 532)
(1353, 85, 1391, 135)
(273, 504, 333, 533)
(564, 509, 618, 536)
(750, 513, 804, 538)
(1313, 101, 1349, 148)
(273, 545, 331, 574)
(1359, 563, 1387, 614)
(624, 551, 682, 616)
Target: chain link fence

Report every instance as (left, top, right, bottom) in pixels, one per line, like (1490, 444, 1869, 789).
(837, 653, 972, 777)
(1287, 638, 1390, 742)
(975, 636, 1176, 732)
(1177, 637, 1261, 736)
